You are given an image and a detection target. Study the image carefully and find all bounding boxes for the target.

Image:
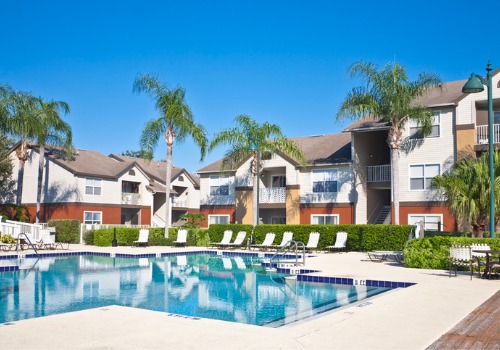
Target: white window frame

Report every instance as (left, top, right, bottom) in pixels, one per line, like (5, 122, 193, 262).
(208, 214, 230, 225)
(409, 111, 440, 138)
(312, 169, 338, 193)
(409, 163, 440, 191)
(209, 175, 229, 196)
(311, 214, 339, 225)
(84, 211, 102, 225)
(85, 177, 102, 196)
(408, 214, 443, 231)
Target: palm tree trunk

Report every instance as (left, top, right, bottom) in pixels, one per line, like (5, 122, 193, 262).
(15, 141, 29, 206)
(36, 144, 46, 223)
(164, 127, 175, 238)
(390, 146, 400, 225)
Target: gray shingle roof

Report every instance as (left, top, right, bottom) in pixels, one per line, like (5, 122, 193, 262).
(196, 132, 352, 173)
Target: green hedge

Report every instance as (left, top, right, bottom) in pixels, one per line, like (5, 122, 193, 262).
(47, 219, 80, 243)
(404, 237, 500, 269)
(208, 224, 411, 251)
(91, 227, 210, 247)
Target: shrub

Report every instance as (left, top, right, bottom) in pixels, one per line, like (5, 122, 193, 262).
(404, 236, 500, 269)
(83, 230, 94, 245)
(47, 219, 80, 243)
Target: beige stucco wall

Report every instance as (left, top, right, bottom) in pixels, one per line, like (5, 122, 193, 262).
(456, 127, 475, 159)
(235, 189, 253, 224)
(286, 186, 300, 224)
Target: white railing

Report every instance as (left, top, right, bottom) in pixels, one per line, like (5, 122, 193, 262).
(259, 187, 286, 203)
(0, 217, 44, 241)
(122, 193, 141, 205)
(367, 165, 391, 183)
(476, 124, 500, 145)
(173, 198, 188, 207)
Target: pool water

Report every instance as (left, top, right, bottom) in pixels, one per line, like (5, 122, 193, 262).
(0, 254, 390, 327)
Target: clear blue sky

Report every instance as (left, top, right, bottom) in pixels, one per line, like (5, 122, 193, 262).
(2, 0, 499, 173)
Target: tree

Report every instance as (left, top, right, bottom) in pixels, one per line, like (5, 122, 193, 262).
(0, 88, 41, 205)
(209, 114, 305, 225)
(32, 97, 72, 223)
(432, 153, 500, 238)
(0, 134, 16, 204)
(336, 61, 441, 224)
(133, 73, 207, 237)
(121, 149, 153, 159)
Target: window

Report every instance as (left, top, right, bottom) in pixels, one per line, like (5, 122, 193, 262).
(312, 169, 338, 193)
(272, 217, 286, 224)
(409, 164, 440, 190)
(311, 214, 339, 224)
(210, 176, 229, 196)
(85, 178, 102, 195)
(208, 215, 230, 225)
(84, 211, 102, 225)
(272, 175, 286, 188)
(408, 214, 442, 231)
(409, 112, 440, 138)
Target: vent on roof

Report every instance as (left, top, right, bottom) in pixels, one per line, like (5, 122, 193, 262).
(129, 170, 135, 176)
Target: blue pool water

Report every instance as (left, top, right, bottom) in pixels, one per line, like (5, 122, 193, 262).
(0, 254, 391, 327)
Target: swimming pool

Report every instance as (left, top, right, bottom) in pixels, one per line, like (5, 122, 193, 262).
(0, 252, 394, 327)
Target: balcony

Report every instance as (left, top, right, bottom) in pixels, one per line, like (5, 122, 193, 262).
(476, 124, 500, 145)
(122, 193, 140, 205)
(259, 187, 286, 203)
(367, 165, 391, 183)
(173, 198, 189, 208)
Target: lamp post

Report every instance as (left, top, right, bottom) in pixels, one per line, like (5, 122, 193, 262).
(462, 61, 495, 238)
(248, 139, 260, 226)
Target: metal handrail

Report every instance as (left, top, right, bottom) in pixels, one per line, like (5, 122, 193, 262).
(16, 232, 39, 255)
(270, 240, 305, 267)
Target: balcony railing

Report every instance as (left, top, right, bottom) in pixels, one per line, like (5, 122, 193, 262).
(122, 193, 140, 205)
(259, 187, 286, 203)
(173, 198, 188, 207)
(367, 165, 391, 183)
(476, 124, 500, 145)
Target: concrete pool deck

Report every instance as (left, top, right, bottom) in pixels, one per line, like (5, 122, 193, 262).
(0, 245, 498, 349)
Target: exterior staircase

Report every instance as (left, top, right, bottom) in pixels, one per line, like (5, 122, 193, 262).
(374, 205, 391, 224)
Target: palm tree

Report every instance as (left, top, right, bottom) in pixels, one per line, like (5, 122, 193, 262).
(336, 61, 441, 224)
(133, 73, 207, 237)
(0, 89, 41, 205)
(32, 97, 72, 223)
(432, 153, 500, 237)
(209, 114, 305, 226)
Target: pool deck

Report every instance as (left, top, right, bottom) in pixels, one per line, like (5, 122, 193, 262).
(1, 245, 499, 350)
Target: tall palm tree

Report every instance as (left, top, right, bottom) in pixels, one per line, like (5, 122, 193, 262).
(432, 153, 500, 237)
(133, 73, 207, 237)
(336, 61, 441, 224)
(209, 114, 305, 226)
(32, 97, 72, 223)
(1, 89, 41, 205)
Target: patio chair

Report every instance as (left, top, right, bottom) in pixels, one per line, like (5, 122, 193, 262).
(449, 245, 473, 280)
(326, 232, 348, 253)
(209, 230, 233, 248)
(173, 229, 188, 247)
(367, 250, 403, 263)
(273, 231, 293, 250)
(251, 233, 276, 251)
(225, 231, 247, 249)
(0, 241, 15, 252)
(134, 229, 149, 247)
(305, 232, 320, 252)
(470, 243, 491, 277)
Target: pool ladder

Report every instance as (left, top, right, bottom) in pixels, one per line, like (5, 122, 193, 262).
(269, 240, 305, 267)
(15, 232, 39, 255)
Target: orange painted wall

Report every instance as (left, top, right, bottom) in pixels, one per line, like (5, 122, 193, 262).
(199, 207, 235, 228)
(299, 206, 354, 224)
(399, 205, 456, 231)
(22, 204, 151, 225)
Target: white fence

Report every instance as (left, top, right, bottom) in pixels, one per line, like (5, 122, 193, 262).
(259, 187, 286, 203)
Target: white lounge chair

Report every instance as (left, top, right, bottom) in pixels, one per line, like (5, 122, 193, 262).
(134, 229, 149, 247)
(273, 231, 293, 249)
(210, 230, 233, 248)
(173, 229, 188, 246)
(449, 245, 473, 280)
(251, 233, 276, 251)
(326, 231, 348, 253)
(305, 232, 320, 252)
(226, 231, 247, 249)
